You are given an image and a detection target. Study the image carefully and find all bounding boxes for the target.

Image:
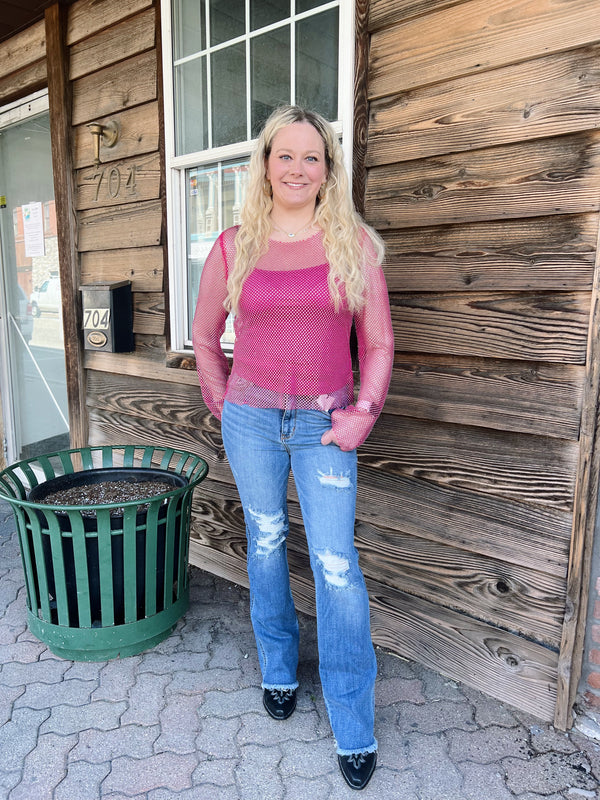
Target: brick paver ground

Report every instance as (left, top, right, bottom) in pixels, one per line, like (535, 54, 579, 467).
(1, 500, 599, 799)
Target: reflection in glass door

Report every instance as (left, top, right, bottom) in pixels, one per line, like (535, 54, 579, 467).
(0, 90, 69, 464)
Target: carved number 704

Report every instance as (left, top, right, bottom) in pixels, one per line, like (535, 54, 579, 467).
(92, 165, 137, 201)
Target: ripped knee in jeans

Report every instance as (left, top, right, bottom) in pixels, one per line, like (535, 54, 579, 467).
(248, 507, 287, 556)
(315, 549, 353, 588)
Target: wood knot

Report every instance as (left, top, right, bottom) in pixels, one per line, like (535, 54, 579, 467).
(497, 646, 520, 670)
(416, 183, 445, 199)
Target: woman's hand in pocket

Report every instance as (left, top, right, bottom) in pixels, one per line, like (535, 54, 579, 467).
(321, 428, 340, 447)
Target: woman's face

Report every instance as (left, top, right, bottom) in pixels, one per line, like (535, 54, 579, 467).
(265, 121, 328, 215)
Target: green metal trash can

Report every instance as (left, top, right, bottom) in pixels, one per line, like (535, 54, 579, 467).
(0, 445, 208, 661)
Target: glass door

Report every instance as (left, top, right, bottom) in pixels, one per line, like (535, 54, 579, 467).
(0, 90, 69, 465)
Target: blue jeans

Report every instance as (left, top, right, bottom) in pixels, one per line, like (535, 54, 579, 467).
(221, 401, 377, 755)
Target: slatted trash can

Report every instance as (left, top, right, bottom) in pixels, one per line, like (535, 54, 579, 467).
(0, 445, 208, 661)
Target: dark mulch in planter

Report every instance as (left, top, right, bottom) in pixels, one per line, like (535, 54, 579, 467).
(37, 480, 174, 516)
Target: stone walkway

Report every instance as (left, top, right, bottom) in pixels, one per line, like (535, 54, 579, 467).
(1, 499, 599, 799)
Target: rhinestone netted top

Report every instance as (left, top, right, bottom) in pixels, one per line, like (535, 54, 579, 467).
(192, 226, 394, 450)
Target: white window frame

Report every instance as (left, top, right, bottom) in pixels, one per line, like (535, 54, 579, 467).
(161, 0, 355, 352)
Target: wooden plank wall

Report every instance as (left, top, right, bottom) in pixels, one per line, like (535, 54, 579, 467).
(66, 1, 175, 445)
(364, 0, 600, 726)
(9, 0, 594, 728)
(0, 20, 46, 105)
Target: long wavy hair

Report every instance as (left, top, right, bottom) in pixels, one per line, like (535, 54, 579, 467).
(226, 105, 384, 314)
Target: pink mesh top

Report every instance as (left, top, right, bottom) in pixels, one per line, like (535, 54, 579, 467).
(192, 226, 394, 451)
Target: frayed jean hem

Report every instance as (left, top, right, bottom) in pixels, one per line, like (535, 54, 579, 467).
(262, 681, 299, 692)
(336, 739, 378, 757)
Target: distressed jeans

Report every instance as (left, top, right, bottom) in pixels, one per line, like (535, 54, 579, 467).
(221, 401, 377, 755)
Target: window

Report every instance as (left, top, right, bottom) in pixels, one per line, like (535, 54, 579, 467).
(162, 0, 354, 350)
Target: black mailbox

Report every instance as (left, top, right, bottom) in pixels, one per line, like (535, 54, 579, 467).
(80, 280, 134, 352)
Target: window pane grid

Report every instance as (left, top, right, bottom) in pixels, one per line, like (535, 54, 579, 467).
(173, 0, 339, 67)
(173, 1, 340, 153)
(166, 0, 348, 350)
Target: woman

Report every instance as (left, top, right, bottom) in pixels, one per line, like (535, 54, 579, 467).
(193, 105, 394, 790)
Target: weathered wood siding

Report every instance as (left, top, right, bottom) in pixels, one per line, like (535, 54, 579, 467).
(66, 1, 173, 452)
(0, 21, 46, 104)
(53, 0, 600, 726)
(364, 0, 600, 726)
(3, 0, 599, 728)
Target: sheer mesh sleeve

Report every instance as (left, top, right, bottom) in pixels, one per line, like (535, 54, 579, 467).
(192, 232, 231, 420)
(330, 238, 394, 451)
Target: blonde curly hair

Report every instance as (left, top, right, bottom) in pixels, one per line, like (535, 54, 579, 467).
(226, 105, 384, 314)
